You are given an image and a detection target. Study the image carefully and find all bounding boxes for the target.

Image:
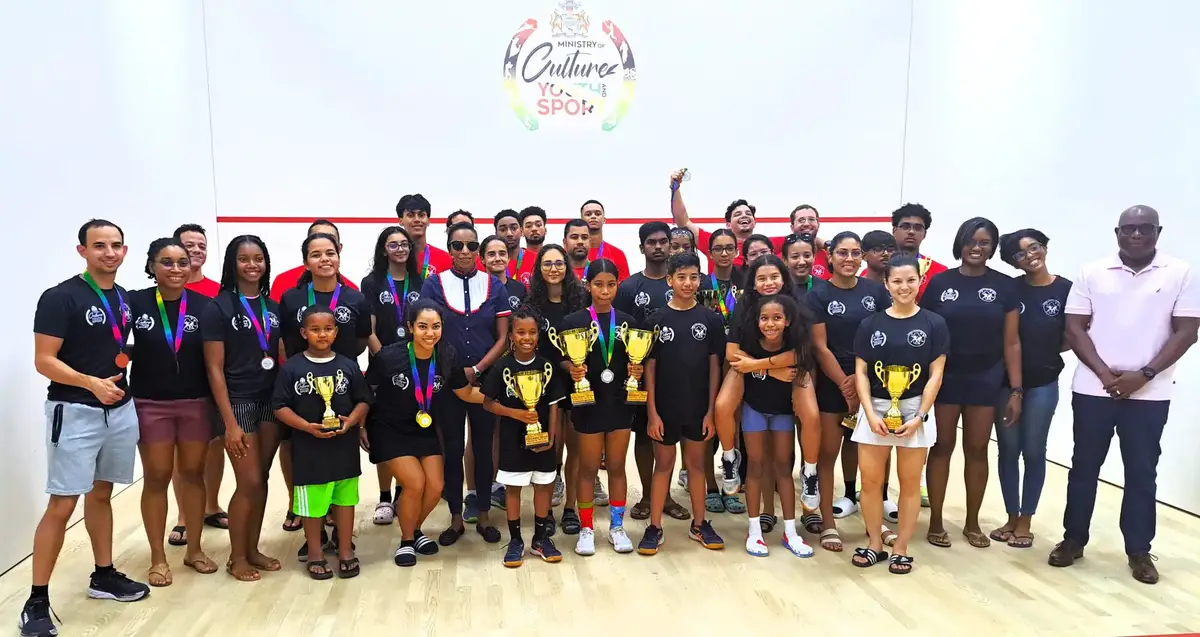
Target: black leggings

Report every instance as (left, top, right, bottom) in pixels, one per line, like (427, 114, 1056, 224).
(441, 397, 496, 517)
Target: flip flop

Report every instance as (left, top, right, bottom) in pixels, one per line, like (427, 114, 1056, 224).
(962, 530, 992, 548)
(1007, 533, 1035, 549)
(881, 526, 898, 548)
(989, 527, 1015, 543)
(851, 547, 888, 568)
(820, 528, 843, 552)
(204, 512, 229, 530)
(926, 530, 951, 548)
(147, 563, 172, 587)
(226, 560, 260, 582)
(281, 511, 302, 532)
(307, 559, 334, 581)
(167, 526, 187, 547)
(888, 554, 914, 574)
(184, 554, 218, 574)
(338, 557, 361, 579)
(663, 500, 691, 521)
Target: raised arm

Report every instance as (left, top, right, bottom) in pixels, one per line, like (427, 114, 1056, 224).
(669, 170, 702, 239)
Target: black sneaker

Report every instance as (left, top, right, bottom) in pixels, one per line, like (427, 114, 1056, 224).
(531, 537, 563, 563)
(689, 520, 725, 550)
(413, 531, 439, 555)
(503, 539, 525, 568)
(87, 569, 149, 602)
(18, 598, 58, 637)
(490, 486, 507, 510)
(638, 525, 664, 555)
(393, 544, 417, 567)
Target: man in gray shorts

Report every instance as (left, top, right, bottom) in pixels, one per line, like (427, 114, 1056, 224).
(20, 219, 150, 637)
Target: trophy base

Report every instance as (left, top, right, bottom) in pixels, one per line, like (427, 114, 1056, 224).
(570, 390, 595, 407)
(625, 390, 648, 405)
(882, 417, 903, 432)
(524, 430, 551, 449)
(840, 413, 858, 430)
(320, 416, 342, 432)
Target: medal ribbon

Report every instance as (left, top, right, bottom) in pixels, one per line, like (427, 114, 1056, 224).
(238, 292, 271, 355)
(588, 306, 616, 368)
(307, 282, 342, 310)
(81, 272, 126, 350)
(421, 246, 431, 278)
(509, 248, 525, 278)
(155, 289, 187, 356)
(386, 273, 409, 328)
(407, 342, 436, 413)
(710, 274, 732, 321)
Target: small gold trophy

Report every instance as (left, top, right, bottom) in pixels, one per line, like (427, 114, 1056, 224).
(874, 361, 922, 432)
(313, 370, 346, 431)
(619, 323, 657, 404)
(503, 363, 554, 449)
(548, 324, 598, 406)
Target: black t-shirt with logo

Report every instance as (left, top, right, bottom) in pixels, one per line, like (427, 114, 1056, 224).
(647, 304, 726, 426)
(854, 310, 950, 400)
(537, 300, 569, 363)
(500, 278, 527, 314)
(360, 273, 423, 348)
(615, 272, 671, 327)
(279, 285, 372, 358)
(922, 268, 1019, 373)
(482, 354, 568, 473)
(792, 276, 830, 303)
(1013, 275, 1073, 389)
(271, 353, 372, 486)
(366, 342, 468, 438)
(559, 307, 636, 412)
(741, 338, 794, 415)
(128, 287, 211, 400)
(806, 278, 891, 374)
(200, 291, 282, 401)
(33, 276, 134, 407)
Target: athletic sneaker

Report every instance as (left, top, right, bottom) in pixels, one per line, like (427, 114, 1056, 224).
(677, 469, 688, 489)
(609, 526, 634, 553)
(574, 528, 596, 556)
(832, 496, 858, 519)
(552, 474, 565, 507)
(638, 525, 664, 555)
(800, 470, 820, 512)
(463, 493, 481, 524)
(490, 486, 507, 511)
(531, 537, 563, 562)
(782, 534, 814, 558)
(18, 598, 58, 637)
(393, 543, 417, 567)
(503, 539, 525, 568)
(720, 449, 742, 495)
(87, 569, 149, 602)
(745, 534, 769, 557)
(689, 520, 725, 550)
(883, 499, 899, 524)
(921, 485, 930, 508)
(413, 531, 439, 555)
(593, 477, 609, 506)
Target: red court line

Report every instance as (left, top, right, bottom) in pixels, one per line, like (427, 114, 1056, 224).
(217, 215, 890, 224)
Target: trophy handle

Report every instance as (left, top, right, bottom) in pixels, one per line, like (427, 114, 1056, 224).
(908, 364, 922, 387)
(652, 325, 661, 344)
(335, 369, 345, 386)
(617, 322, 629, 344)
(546, 327, 566, 356)
(305, 372, 316, 392)
(502, 368, 514, 386)
(587, 322, 600, 345)
(542, 361, 554, 388)
(873, 360, 885, 385)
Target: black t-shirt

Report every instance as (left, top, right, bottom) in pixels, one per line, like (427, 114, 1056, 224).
(741, 339, 794, 415)
(279, 284, 372, 358)
(127, 287, 211, 400)
(482, 354, 569, 472)
(922, 268, 1019, 373)
(271, 353, 373, 486)
(806, 278, 891, 374)
(854, 309, 950, 400)
(1013, 275, 1073, 389)
(360, 273, 422, 348)
(536, 300, 569, 363)
(367, 342, 469, 437)
(559, 307, 636, 409)
(647, 304, 726, 425)
(500, 278, 527, 314)
(33, 276, 134, 407)
(792, 276, 830, 303)
(200, 292, 282, 401)
(615, 272, 671, 327)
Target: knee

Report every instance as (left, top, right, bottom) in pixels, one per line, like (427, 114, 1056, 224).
(605, 455, 627, 475)
(963, 440, 990, 462)
(930, 439, 955, 459)
(87, 482, 114, 503)
(142, 468, 173, 492)
(44, 495, 79, 521)
(425, 474, 443, 496)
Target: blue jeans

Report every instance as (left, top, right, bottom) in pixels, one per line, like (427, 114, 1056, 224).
(993, 383, 1059, 516)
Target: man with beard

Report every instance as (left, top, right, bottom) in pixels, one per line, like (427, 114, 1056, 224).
(890, 203, 947, 301)
(397, 193, 454, 277)
(564, 219, 592, 280)
(580, 199, 631, 280)
(175, 224, 220, 297)
(516, 206, 547, 286)
(494, 209, 528, 283)
(268, 219, 359, 302)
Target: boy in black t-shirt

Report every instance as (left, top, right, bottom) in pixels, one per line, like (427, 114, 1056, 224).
(272, 307, 372, 580)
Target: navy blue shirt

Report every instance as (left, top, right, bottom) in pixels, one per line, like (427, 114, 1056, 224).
(420, 269, 512, 367)
(360, 272, 423, 348)
(1013, 275, 1073, 389)
(922, 267, 1019, 373)
(806, 277, 891, 374)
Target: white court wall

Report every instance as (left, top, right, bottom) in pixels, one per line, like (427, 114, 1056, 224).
(0, 1, 216, 572)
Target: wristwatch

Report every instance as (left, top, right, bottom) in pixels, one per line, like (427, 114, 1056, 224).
(1010, 386, 1024, 396)
(1141, 366, 1157, 380)
(472, 365, 483, 377)
(916, 412, 929, 422)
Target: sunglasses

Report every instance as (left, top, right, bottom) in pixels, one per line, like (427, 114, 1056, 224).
(1118, 224, 1159, 237)
(449, 240, 480, 252)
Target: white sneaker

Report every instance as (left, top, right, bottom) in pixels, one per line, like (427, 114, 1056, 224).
(552, 474, 565, 507)
(720, 449, 742, 495)
(800, 470, 820, 512)
(609, 527, 634, 553)
(677, 469, 688, 489)
(593, 477, 609, 506)
(745, 534, 769, 557)
(575, 528, 596, 556)
(832, 496, 858, 519)
(883, 499, 899, 524)
(783, 533, 814, 558)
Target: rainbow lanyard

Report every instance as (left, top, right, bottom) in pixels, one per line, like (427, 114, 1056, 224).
(407, 342, 436, 412)
(386, 273, 408, 325)
(509, 248, 525, 278)
(307, 282, 342, 309)
(421, 246, 432, 278)
(710, 273, 735, 320)
(237, 292, 271, 355)
(582, 242, 604, 273)
(82, 272, 126, 350)
(155, 289, 187, 358)
(588, 305, 616, 369)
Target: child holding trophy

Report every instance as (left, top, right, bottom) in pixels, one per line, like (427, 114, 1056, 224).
(271, 306, 373, 580)
(482, 304, 568, 567)
(558, 258, 639, 555)
(851, 254, 948, 573)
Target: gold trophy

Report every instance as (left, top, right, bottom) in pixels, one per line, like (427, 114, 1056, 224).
(503, 363, 555, 449)
(874, 362, 922, 432)
(312, 370, 346, 431)
(547, 324, 598, 406)
(618, 323, 657, 404)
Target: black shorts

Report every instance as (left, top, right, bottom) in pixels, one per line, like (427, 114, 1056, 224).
(937, 361, 1004, 407)
(631, 407, 648, 437)
(368, 424, 441, 463)
(231, 399, 276, 435)
(815, 373, 851, 414)
(571, 404, 633, 435)
(657, 415, 705, 447)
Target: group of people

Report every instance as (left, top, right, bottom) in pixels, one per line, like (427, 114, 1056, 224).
(18, 171, 1198, 636)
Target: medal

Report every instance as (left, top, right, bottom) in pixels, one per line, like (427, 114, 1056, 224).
(238, 292, 273, 371)
(416, 410, 433, 428)
(115, 352, 129, 368)
(396, 326, 407, 339)
(260, 357, 275, 371)
(386, 273, 409, 339)
(600, 369, 615, 384)
(408, 342, 437, 428)
(588, 305, 617, 387)
(81, 272, 128, 368)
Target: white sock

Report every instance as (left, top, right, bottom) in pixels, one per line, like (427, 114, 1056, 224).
(491, 482, 503, 492)
(784, 519, 799, 537)
(802, 462, 817, 478)
(722, 449, 737, 463)
(466, 489, 477, 497)
(747, 517, 763, 539)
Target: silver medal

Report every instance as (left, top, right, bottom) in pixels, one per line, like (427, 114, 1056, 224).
(260, 357, 275, 371)
(396, 326, 406, 339)
(600, 368, 615, 384)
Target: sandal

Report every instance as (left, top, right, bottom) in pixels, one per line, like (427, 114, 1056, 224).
(881, 526, 898, 548)
(1007, 533, 1035, 549)
(722, 494, 745, 514)
(989, 526, 1015, 543)
(338, 557, 361, 579)
(439, 525, 465, 546)
(629, 501, 651, 521)
(851, 547, 888, 568)
(759, 514, 777, 534)
(663, 500, 691, 521)
(307, 559, 334, 581)
(802, 512, 823, 535)
(281, 511, 302, 532)
(705, 492, 725, 514)
(203, 512, 229, 530)
(888, 554, 914, 574)
(248, 554, 282, 572)
(147, 563, 172, 587)
(926, 530, 952, 548)
(963, 529, 992, 548)
(226, 560, 260, 582)
(183, 553, 218, 575)
(373, 502, 396, 526)
(820, 528, 843, 552)
(167, 526, 187, 547)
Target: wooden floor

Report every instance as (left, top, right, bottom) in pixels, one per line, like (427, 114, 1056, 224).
(2, 448, 1198, 637)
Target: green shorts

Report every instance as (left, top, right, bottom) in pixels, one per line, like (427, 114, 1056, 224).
(293, 477, 360, 518)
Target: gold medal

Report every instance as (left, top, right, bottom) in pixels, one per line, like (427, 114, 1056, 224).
(416, 410, 433, 428)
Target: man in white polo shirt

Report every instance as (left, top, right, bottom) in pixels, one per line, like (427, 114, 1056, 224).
(1049, 205, 1199, 585)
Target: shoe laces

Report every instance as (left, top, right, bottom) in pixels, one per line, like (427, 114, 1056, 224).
(27, 598, 61, 625)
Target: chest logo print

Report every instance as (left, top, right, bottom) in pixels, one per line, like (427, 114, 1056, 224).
(940, 288, 959, 302)
(334, 306, 352, 324)
(634, 291, 650, 307)
(826, 300, 846, 316)
(690, 322, 708, 341)
(392, 374, 410, 390)
(861, 296, 877, 311)
(135, 314, 154, 331)
(1042, 299, 1061, 316)
(658, 326, 675, 343)
(978, 288, 997, 303)
(907, 329, 927, 347)
(870, 330, 886, 348)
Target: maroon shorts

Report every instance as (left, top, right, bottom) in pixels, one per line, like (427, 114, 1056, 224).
(134, 397, 216, 445)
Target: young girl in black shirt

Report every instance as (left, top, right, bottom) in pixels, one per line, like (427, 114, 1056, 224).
(783, 233, 830, 302)
(201, 235, 282, 582)
(130, 238, 217, 585)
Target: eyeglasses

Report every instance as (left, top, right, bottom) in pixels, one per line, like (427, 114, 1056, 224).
(897, 222, 926, 232)
(868, 246, 896, 255)
(386, 241, 411, 252)
(711, 245, 737, 254)
(793, 216, 818, 225)
(1118, 224, 1159, 237)
(541, 260, 566, 270)
(833, 249, 863, 259)
(157, 258, 191, 270)
(449, 240, 480, 252)
(965, 239, 993, 250)
(1012, 241, 1044, 262)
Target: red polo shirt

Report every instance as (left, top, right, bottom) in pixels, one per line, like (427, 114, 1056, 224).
(185, 276, 221, 298)
(917, 254, 948, 301)
(697, 229, 792, 269)
(269, 267, 359, 302)
(508, 248, 537, 287)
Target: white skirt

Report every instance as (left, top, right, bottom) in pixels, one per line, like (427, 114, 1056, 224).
(851, 396, 936, 449)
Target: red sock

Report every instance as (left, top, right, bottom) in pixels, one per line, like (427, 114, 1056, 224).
(579, 502, 594, 529)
